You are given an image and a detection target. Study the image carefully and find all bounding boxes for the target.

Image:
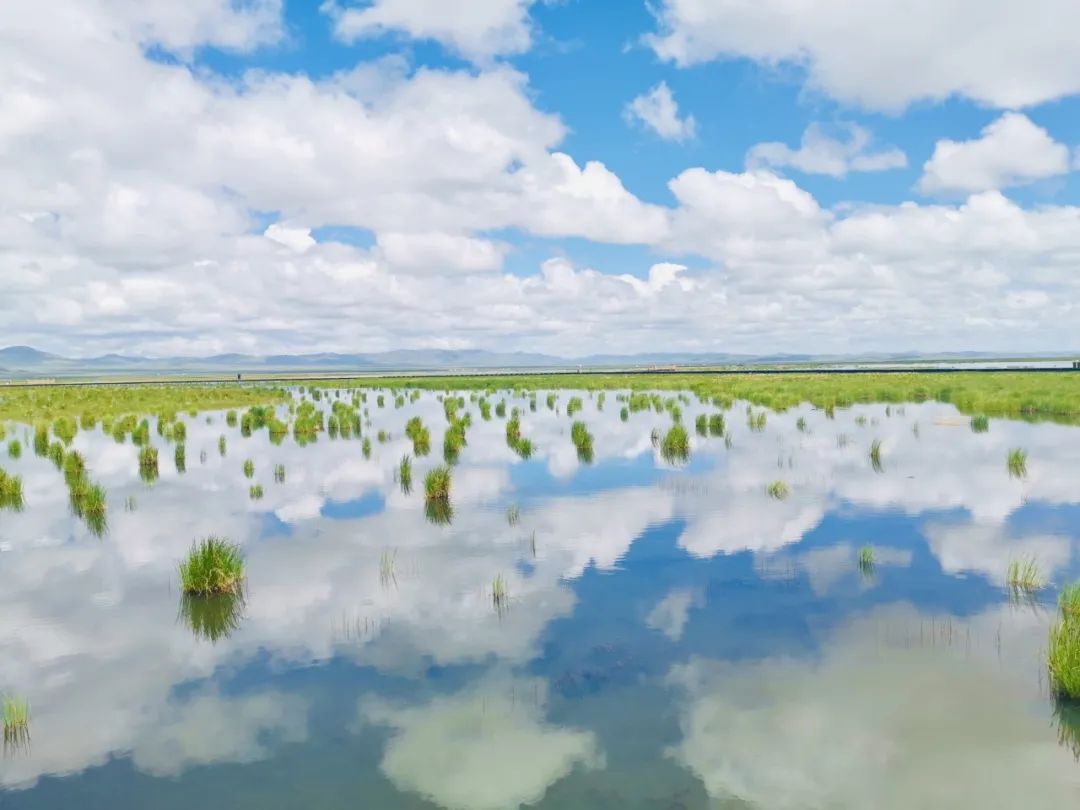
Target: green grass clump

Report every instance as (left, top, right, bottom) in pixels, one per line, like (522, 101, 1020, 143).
(858, 546, 874, 574)
(399, 455, 413, 494)
(32, 425, 49, 456)
(505, 411, 534, 458)
(424, 466, 452, 502)
(7, 439, 21, 459)
(218, 435, 227, 456)
(174, 443, 186, 473)
(507, 504, 520, 526)
(47, 441, 65, 468)
(620, 406, 629, 422)
(178, 537, 245, 595)
(0, 468, 25, 511)
(661, 423, 691, 464)
(708, 413, 725, 436)
(492, 575, 508, 610)
(796, 417, 808, 433)
(1049, 619, 1080, 699)
(970, 414, 989, 433)
(3, 694, 30, 741)
(1007, 556, 1044, 592)
(138, 445, 159, 482)
(747, 410, 767, 432)
(766, 480, 790, 500)
(570, 421, 594, 463)
(1008, 448, 1028, 479)
(249, 484, 264, 500)
(443, 420, 467, 464)
(566, 397, 583, 417)
(1059, 582, 1080, 618)
(495, 400, 507, 419)
(405, 417, 431, 456)
(694, 414, 707, 436)
(243, 459, 254, 478)
(869, 439, 884, 473)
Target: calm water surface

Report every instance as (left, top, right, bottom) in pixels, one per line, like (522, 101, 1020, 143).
(2, 389, 1080, 808)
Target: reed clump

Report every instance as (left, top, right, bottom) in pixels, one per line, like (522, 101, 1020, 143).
(178, 537, 245, 595)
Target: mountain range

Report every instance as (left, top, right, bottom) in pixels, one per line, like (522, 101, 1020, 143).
(1, 345, 1075, 379)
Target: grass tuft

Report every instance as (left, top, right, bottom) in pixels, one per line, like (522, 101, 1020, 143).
(1007, 448, 1028, 479)
(178, 537, 245, 596)
(766, 480, 790, 500)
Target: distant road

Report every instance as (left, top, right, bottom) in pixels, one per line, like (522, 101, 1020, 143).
(2, 363, 1077, 388)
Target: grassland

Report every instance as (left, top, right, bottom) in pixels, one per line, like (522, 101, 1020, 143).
(2, 371, 1078, 426)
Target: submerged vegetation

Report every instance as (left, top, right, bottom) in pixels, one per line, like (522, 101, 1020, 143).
(1007, 448, 1028, 479)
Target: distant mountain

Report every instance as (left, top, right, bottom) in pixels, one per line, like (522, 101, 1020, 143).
(0, 345, 1075, 379)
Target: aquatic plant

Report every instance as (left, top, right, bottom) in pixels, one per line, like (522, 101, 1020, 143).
(970, 414, 990, 433)
(1060, 582, 1080, 618)
(399, 454, 413, 494)
(708, 413, 725, 437)
(747, 410, 767, 432)
(380, 549, 397, 585)
(138, 445, 159, 482)
(495, 400, 507, 419)
(405, 417, 431, 456)
(249, 484, 264, 500)
(858, 546, 875, 574)
(178, 537, 245, 595)
(443, 420, 467, 464)
(869, 439, 884, 473)
(274, 464, 286, 483)
(424, 498, 453, 526)
(0, 468, 25, 511)
(1006, 556, 1044, 592)
(243, 459, 254, 478)
(570, 421, 594, 463)
(424, 465, 452, 502)
(7, 439, 21, 459)
(492, 574, 509, 610)
(47, 441, 65, 468)
(507, 504, 520, 526)
(362, 437, 372, 458)
(2, 695, 30, 739)
(620, 406, 629, 422)
(661, 423, 691, 464)
(566, 397, 583, 417)
(218, 435, 227, 456)
(1049, 619, 1080, 699)
(226, 410, 238, 427)
(1007, 448, 1028, 479)
(796, 417, 808, 433)
(766, 480, 790, 500)
(174, 443, 186, 473)
(179, 591, 245, 643)
(695, 414, 708, 436)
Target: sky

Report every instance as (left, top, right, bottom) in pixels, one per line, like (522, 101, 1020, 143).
(3, 0, 1080, 359)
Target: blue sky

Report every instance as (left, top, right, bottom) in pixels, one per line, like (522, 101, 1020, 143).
(3, 0, 1080, 357)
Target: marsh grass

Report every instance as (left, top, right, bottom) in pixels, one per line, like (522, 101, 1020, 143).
(1008, 448, 1028, 479)
(747, 411, 767, 432)
(399, 455, 413, 494)
(138, 445, 159, 483)
(218, 435, 227, 456)
(620, 407, 629, 422)
(2, 695, 30, 744)
(570, 421, 594, 463)
(174, 443, 186, 473)
(179, 591, 245, 643)
(869, 439, 884, 473)
(1049, 619, 1080, 700)
(249, 484, 264, 500)
(1060, 582, 1080, 618)
(970, 414, 990, 433)
(0, 469, 24, 511)
(492, 574, 508, 612)
(7, 439, 21, 459)
(766, 480, 790, 500)
(858, 546, 875, 575)
(178, 537, 245, 595)
(424, 465, 452, 503)
(695, 414, 708, 437)
(507, 504, 520, 526)
(243, 459, 254, 478)
(380, 549, 397, 586)
(1006, 556, 1044, 593)
(274, 464, 286, 483)
(661, 423, 691, 464)
(796, 417, 808, 433)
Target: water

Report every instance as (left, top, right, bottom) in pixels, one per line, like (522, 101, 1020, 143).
(2, 389, 1080, 808)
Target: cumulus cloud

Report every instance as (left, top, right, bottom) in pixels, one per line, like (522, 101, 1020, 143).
(645, 0, 1080, 110)
(323, 0, 536, 61)
(918, 113, 1071, 195)
(624, 81, 697, 142)
(747, 123, 907, 178)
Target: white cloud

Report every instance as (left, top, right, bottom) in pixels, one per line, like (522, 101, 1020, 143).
(359, 676, 602, 810)
(646, 0, 1080, 110)
(323, 0, 536, 61)
(624, 81, 697, 142)
(919, 113, 1071, 194)
(747, 123, 907, 178)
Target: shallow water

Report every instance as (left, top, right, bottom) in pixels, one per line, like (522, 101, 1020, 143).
(2, 389, 1080, 808)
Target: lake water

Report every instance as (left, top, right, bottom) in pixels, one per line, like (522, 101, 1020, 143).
(2, 389, 1080, 808)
